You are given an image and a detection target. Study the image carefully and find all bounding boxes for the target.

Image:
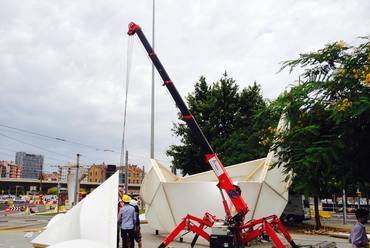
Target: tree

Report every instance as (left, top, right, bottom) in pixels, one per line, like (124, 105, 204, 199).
(269, 38, 370, 229)
(167, 73, 270, 175)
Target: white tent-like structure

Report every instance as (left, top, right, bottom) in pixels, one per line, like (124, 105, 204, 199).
(140, 115, 290, 233)
(141, 153, 291, 233)
(32, 172, 119, 248)
(141, 116, 291, 233)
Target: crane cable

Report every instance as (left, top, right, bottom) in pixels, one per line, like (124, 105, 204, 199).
(120, 37, 134, 167)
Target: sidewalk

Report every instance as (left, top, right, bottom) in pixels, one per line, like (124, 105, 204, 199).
(303, 219, 370, 234)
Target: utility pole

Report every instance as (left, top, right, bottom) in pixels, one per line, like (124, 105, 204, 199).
(125, 150, 128, 195)
(342, 189, 347, 224)
(39, 171, 43, 193)
(150, 0, 156, 159)
(57, 165, 61, 213)
(74, 154, 80, 205)
(357, 186, 361, 209)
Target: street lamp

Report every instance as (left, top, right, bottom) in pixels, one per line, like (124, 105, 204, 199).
(15, 185, 21, 196)
(33, 169, 44, 194)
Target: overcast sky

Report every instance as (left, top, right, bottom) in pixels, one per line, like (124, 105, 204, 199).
(0, 0, 369, 172)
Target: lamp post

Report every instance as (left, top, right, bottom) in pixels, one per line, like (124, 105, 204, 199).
(74, 154, 80, 205)
(57, 166, 61, 213)
(15, 185, 20, 196)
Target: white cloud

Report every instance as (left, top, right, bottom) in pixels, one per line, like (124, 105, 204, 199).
(0, 0, 368, 171)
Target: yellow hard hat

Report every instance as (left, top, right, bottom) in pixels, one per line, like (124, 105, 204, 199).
(122, 195, 131, 203)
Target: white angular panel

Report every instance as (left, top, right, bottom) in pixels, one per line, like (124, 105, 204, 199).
(238, 182, 262, 221)
(32, 172, 119, 248)
(148, 185, 176, 232)
(32, 200, 82, 246)
(140, 165, 161, 205)
(163, 182, 225, 225)
(80, 172, 118, 247)
(141, 158, 290, 233)
(48, 239, 110, 248)
(253, 182, 287, 220)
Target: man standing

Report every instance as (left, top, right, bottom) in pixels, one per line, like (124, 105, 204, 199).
(119, 195, 136, 248)
(349, 208, 369, 248)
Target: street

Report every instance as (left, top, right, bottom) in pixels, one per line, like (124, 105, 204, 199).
(0, 213, 363, 248)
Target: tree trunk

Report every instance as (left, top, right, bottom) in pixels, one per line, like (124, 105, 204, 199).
(314, 195, 321, 230)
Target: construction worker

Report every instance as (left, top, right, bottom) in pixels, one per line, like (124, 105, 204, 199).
(119, 195, 136, 248)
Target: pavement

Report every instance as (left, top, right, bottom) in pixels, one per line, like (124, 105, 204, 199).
(0, 213, 366, 248)
(0, 223, 354, 248)
(303, 213, 370, 233)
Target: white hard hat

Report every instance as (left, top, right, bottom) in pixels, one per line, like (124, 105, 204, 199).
(130, 199, 137, 206)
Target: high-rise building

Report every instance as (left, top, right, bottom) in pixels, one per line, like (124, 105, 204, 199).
(16, 152, 43, 179)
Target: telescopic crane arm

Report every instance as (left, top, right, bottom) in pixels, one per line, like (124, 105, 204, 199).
(128, 22, 248, 221)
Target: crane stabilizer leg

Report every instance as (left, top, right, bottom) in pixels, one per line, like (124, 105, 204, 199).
(240, 215, 299, 248)
(157, 213, 217, 248)
(127, 21, 298, 248)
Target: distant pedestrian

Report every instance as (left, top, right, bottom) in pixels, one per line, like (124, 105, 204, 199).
(130, 199, 142, 248)
(119, 195, 136, 248)
(349, 208, 369, 248)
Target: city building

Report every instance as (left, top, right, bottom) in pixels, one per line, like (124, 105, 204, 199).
(42, 171, 60, 181)
(79, 167, 89, 183)
(0, 162, 6, 177)
(0, 160, 22, 178)
(117, 164, 144, 184)
(88, 164, 106, 183)
(60, 165, 89, 183)
(16, 152, 43, 179)
(106, 165, 116, 179)
(60, 165, 72, 182)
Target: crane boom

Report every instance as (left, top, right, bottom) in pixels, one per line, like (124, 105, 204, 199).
(127, 22, 298, 248)
(128, 22, 248, 220)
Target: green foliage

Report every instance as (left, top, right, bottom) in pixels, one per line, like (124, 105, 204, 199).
(271, 38, 370, 196)
(167, 73, 271, 175)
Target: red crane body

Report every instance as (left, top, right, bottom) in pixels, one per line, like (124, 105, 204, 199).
(128, 22, 298, 248)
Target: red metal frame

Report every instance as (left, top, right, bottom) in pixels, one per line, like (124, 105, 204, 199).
(127, 22, 298, 248)
(158, 212, 218, 248)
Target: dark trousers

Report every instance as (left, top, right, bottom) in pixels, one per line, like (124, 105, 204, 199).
(117, 227, 120, 248)
(121, 228, 135, 248)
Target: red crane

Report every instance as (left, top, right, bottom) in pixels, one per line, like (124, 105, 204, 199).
(128, 22, 298, 248)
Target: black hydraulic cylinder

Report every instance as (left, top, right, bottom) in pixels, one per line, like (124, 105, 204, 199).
(128, 22, 214, 155)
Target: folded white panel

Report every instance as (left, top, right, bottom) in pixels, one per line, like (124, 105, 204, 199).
(253, 182, 287, 220)
(48, 239, 110, 248)
(140, 165, 160, 205)
(141, 157, 290, 233)
(32, 172, 119, 248)
(163, 182, 224, 225)
(238, 182, 263, 221)
(148, 185, 176, 232)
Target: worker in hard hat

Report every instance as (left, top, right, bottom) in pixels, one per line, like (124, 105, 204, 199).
(119, 195, 136, 248)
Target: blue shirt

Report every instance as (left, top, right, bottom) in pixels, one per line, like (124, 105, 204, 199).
(349, 222, 369, 248)
(119, 204, 136, 230)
